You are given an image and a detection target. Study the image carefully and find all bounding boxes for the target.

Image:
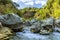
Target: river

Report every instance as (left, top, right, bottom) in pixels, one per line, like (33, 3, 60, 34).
(10, 27, 60, 40)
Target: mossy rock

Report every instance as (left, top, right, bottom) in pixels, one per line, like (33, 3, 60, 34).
(0, 27, 13, 40)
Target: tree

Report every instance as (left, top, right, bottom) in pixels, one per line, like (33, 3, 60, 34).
(34, 0, 60, 20)
(0, 0, 19, 14)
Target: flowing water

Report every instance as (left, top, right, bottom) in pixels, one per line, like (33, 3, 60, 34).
(15, 32, 60, 40)
(10, 27, 60, 40)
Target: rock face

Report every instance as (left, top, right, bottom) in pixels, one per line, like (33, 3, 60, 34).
(30, 19, 41, 33)
(0, 23, 13, 40)
(22, 19, 41, 33)
(0, 14, 24, 32)
(39, 17, 55, 35)
(55, 18, 60, 32)
(32, 22, 41, 33)
(30, 17, 55, 34)
(0, 27, 13, 40)
(41, 17, 55, 27)
(0, 14, 23, 25)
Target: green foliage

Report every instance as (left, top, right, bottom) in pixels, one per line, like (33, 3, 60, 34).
(17, 7, 39, 19)
(51, 0, 60, 19)
(34, 0, 60, 20)
(0, 0, 18, 14)
(0, 0, 60, 20)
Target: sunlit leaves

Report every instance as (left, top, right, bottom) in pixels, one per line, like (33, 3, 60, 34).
(34, 0, 60, 20)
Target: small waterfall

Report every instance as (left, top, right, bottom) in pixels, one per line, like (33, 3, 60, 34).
(23, 27, 32, 33)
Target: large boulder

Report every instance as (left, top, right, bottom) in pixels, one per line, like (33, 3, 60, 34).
(40, 17, 55, 35)
(0, 14, 23, 25)
(28, 17, 55, 34)
(0, 14, 24, 32)
(30, 21, 41, 33)
(41, 17, 55, 27)
(0, 23, 13, 40)
(41, 17, 55, 30)
(23, 19, 40, 33)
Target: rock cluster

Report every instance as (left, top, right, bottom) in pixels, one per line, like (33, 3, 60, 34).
(22, 17, 60, 35)
(0, 14, 24, 40)
(30, 17, 54, 35)
(0, 13, 60, 40)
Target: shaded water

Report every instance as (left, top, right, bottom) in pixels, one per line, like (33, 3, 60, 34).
(10, 27, 60, 40)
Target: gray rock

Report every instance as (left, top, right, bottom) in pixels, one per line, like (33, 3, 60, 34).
(39, 17, 55, 35)
(41, 17, 55, 27)
(30, 17, 54, 34)
(24, 20, 31, 26)
(41, 17, 55, 29)
(54, 27, 60, 32)
(30, 19, 38, 25)
(55, 18, 60, 27)
(0, 14, 23, 25)
(0, 14, 24, 32)
(30, 21, 41, 33)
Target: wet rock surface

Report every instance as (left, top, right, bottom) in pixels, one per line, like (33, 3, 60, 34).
(0, 14, 60, 40)
(30, 17, 54, 34)
(0, 14, 24, 40)
(39, 17, 55, 34)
